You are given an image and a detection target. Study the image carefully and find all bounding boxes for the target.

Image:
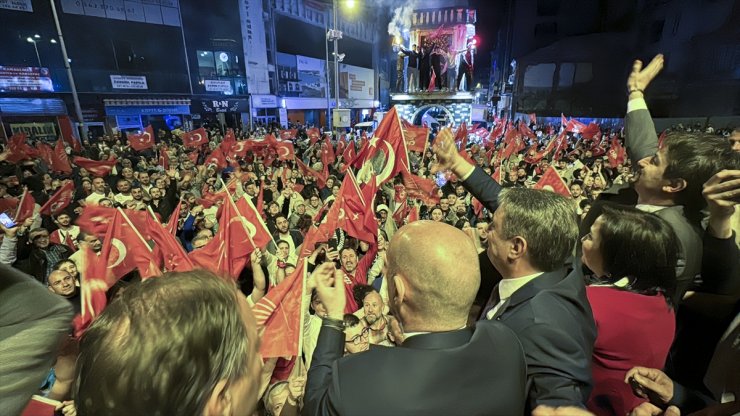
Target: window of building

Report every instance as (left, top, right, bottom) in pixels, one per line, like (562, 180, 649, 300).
(197, 50, 216, 77)
(523, 63, 556, 88)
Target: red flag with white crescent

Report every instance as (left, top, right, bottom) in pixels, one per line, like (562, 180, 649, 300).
(181, 127, 209, 148)
(307, 127, 321, 144)
(275, 141, 295, 161)
(73, 157, 118, 177)
(533, 167, 571, 197)
(14, 189, 36, 224)
(127, 125, 155, 151)
(40, 181, 75, 216)
(51, 138, 73, 174)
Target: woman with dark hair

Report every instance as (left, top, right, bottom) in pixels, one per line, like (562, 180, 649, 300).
(582, 204, 679, 416)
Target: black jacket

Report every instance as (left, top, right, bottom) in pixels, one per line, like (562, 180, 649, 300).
(304, 320, 528, 416)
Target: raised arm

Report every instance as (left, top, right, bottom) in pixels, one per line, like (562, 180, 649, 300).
(625, 54, 664, 164)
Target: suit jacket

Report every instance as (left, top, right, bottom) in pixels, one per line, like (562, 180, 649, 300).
(462, 166, 596, 410)
(304, 321, 528, 416)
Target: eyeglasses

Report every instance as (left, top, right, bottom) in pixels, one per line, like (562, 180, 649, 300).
(345, 327, 370, 345)
(50, 276, 73, 287)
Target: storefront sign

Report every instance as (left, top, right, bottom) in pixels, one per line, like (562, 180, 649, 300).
(105, 105, 191, 116)
(251, 94, 278, 108)
(0, 66, 53, 92)
(10, 122, 57, 140)
(0, 0, 33, 12)
(110, 75, 148, 90)
(204, 79, 233, 93)
(195, 99, 249, 113)
(60, 0, 181, 26)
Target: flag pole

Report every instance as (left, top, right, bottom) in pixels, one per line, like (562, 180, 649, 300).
(219, 177, 256, 248)
(296, 258, 308, 368)
(117, 208, 154, 253)
(146, 205, 160, 223)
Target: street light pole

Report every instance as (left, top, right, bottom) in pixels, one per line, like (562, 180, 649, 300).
(49, 0, 87, 140)
(333, 0, 339, 135)
(31, 40, 41, 67)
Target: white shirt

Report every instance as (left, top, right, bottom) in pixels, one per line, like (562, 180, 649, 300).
(635, 204, 668, 214)
(486, 272, 543, 320)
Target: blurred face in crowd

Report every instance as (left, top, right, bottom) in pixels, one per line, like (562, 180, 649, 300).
(344, 324, 369, 355)
(139, 173, 150, 185)
(122, 167, 134, 180)
(570, 184, 583, 198)
(581, 216, 606, 276)
(80, 234, 102, 253)
(51, 179, 61, 190)
(155, 178, 166, 189)
(131, 188, 143, 201)
(377, 232, 387, 251)
(42, 173, 52, 186)
(57, 260, 78, 279)
(100, 199, 113, 207)
(268, 203, 280, 216)
(150, 187, 162, 200)
(277, 241, 290, 259)
(117, 180, 131, 193)
(455, 201, 466, 215)
(245, 183, 257, 196)
(295, 204, 305, 215)
(730, 130, 740, 152)
(32, 231, 50, 249)
(47, 271, 77, 297)
(56, 213, 71, 227)
(92, 177, 106, 193)
(332, 185, 340, 197)
(593, 176, 605, 190)
(431, 208, 444, 222)
(378, 209, 388, 221)
(447, 194, 457, 206)
(340, 248, 358, 273)
(507, 172, 518, 182)
(583, 175, 594, 188)
(455, 184, 465, 197)
(309, 196, 320, 208)
(326, 178, 335, 189)
(363, 291, 384, 325)
(276, 217, 289, 234)
(82, 180, 92, 193)
(439, 200, 449, 211)
(476, 221, 488, 244)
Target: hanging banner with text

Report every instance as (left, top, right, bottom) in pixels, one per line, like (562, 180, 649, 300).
(0, 66, 53, 92)
(10, 122, 58, 140)
(0, 0, 32, 12)
(110, 75, 148, 90)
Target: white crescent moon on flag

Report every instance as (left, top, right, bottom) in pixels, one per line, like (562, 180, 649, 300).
(193, 133, 203, 143)
(338, 208, 346, 220)
(277, 145, 290, 159)
(108, 238, 127, 268)
(233, 142, 245, 153)
(229, 217, 255, 241)
(142, 131, 152, 144)
(376, 141, 396, 185)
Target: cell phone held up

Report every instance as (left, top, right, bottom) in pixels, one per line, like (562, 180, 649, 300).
(0, 212, 16, 228)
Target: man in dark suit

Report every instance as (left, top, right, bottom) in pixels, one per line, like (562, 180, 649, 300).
(304, 221, 528, 416)
(431, 128, 596, 412)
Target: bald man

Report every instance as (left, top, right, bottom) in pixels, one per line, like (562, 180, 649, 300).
(304, 221, 528, 416)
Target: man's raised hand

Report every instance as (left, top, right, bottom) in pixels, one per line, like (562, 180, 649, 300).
(312, 262, 345, 319)
(627, 54, 664, 97)
(431, 127, 471, 178)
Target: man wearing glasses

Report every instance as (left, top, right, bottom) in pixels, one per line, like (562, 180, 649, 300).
(342, 314, 369, 355)
(46, 269, 80, 315)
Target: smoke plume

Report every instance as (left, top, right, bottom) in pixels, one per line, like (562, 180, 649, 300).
(387, 0, 418, 39)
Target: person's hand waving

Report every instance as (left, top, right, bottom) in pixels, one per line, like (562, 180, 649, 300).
(627, 54, 664, 98)
(312, 262, 344, 320)
(431, 127, 471, 178)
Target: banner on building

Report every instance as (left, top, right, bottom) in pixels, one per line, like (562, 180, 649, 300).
(110, 75, 148, 90)
(339, 64, 374, 100)
(0, 66, 53, 92)
(296, 55, 327, 98)
(60, 0, 181, 26)
(0, 0, 32, 12)
(195, 99, 249, 113)
(239, 0, 270, 94)
(251, 94, 278, 108)
(10, 122, 58, 140)
(205, 79, 233, 93)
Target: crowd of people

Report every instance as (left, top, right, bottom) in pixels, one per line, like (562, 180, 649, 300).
(1, 54, 738, 416)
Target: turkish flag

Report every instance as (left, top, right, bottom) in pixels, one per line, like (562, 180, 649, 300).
(99, 209, 161, 283)
(181, 127, 208, 148)
(518, 121, 536, 139)
(74, 157, 117, 177)
(205, 147, 228, 170)
(552, 131, 569, 161)
(220, 128, 237, 154)
(402, 124, 428, 153)
(279, 129, 298, 141)
(492, 166, 501, 183)
(354, 107, 410, 186)
(307, 127, 321, 144)
(165, 201, 182, 235)
(128, 125, 155, 151)
(50, 138, 73, 174)
(580, 122, 600, 140)
(428, 68, 436, 92)
(253, 259, 307, 358)
(295, 158, 327, 189)
(499, 127, 525, 160)
(401, 171, 440, 205)
(320, 170, 376, 243)
(565, 117, 587, 134)
(36, 142, 55, 167)
(15, 190, 36, 224)
(607, 137, 626, 168)
(72, 248, 109, 338)
(189, 197, 254, 279)
(76, 205, 117, 235)
(406, 205, 420, 224)
(320, 136, 335, 167)
(235, 195, 273, 249)
(158, 146, 170, 170)
(145, 215, 194, 273)
(533, 167, 571, 197)
(6, 133, 35, 163)
(341, 141, 356, 165)
(40, 181, 75, 216)
(58, 115, 81, 153)
(0, 197, 19, 216)
(335, 138, 347, 156)
(454, 121, 468, 150)
(275, 141, 295, 161)
(486, 121, 506, 149)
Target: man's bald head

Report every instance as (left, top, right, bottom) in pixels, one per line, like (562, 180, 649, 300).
(387, 221, 480, 332)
